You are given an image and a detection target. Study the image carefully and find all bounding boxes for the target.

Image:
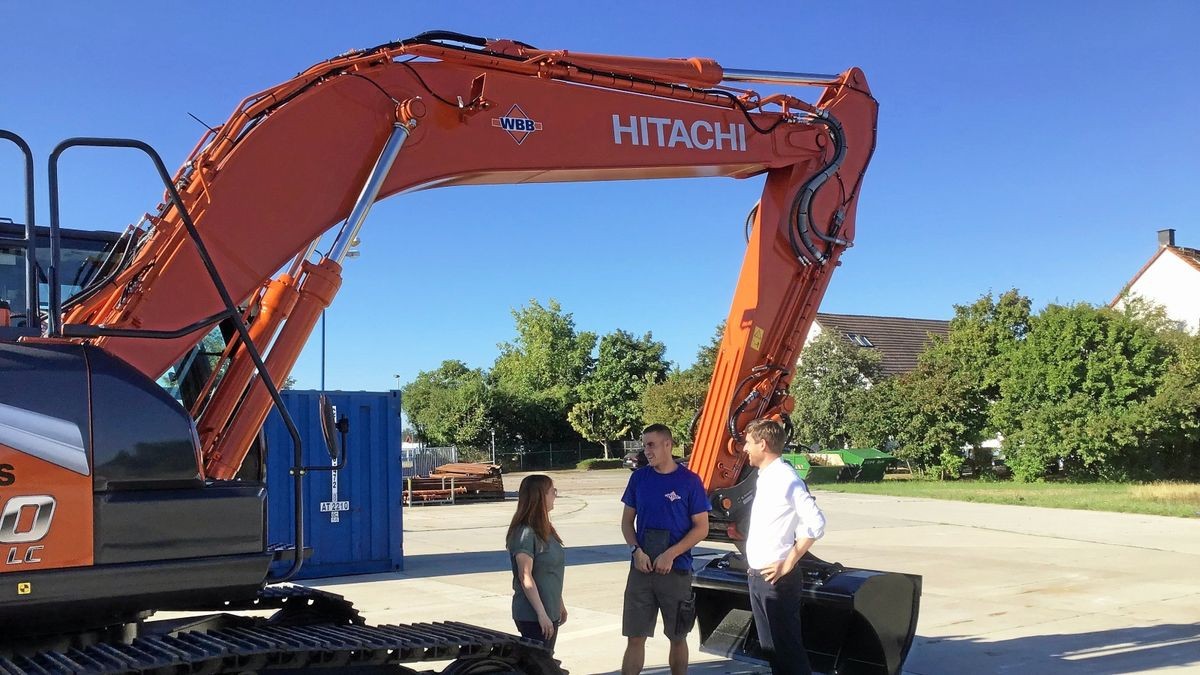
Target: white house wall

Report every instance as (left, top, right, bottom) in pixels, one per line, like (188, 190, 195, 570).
(804, 321, 823, 348)
(1123, 251, 1200, 332)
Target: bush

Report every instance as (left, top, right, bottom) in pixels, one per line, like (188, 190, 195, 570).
(577, 458, 625, 470)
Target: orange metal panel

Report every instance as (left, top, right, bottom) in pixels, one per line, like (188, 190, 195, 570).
(0, 444, 92, 571)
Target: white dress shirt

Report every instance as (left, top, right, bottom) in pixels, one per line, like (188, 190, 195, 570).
(745, 457, 826, 569)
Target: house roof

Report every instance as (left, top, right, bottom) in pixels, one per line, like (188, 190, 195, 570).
(814, 313, 950, 377)
(1111, 245, 1200, 306)
(1173, 246, 1200, 274)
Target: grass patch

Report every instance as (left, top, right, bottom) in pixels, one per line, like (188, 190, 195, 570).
(817, 480, 1200, 518)
(576, 458, 625, 471)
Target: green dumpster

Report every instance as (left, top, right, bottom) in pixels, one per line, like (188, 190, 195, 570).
(831, 447, 895, 482)
(781, 452, 843, 484)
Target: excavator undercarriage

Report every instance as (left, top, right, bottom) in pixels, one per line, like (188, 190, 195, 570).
(0, 586, 562, 674)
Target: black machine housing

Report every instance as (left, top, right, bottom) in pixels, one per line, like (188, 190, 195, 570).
(0, 341, 270, 652)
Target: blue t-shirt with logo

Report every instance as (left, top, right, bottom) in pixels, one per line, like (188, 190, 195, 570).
(621, 465, 710, 571)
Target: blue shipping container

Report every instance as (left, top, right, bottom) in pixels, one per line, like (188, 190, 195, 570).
(264, 390, 404, 579)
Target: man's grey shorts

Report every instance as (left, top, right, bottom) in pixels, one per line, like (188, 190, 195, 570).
(622, 567, 696, 641)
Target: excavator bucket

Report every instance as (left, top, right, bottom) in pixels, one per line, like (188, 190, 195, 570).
(694, 553, 921, 675)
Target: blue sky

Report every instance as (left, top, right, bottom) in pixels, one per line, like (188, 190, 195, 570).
(1, 1, 1197, 392)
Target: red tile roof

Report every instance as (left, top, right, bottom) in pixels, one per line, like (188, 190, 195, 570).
(1111, 245, 1200, 306)
(1172, 246, 1200, 274)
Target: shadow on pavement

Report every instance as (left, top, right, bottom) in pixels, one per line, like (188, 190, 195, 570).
(906, 622, 1200, 674)
(591, 623, 1200, 675)
(397, 545, 730, 579)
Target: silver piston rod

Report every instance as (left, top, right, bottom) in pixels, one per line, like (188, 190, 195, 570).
(327, 122, 411, 265)
(722, 68, 841, 86)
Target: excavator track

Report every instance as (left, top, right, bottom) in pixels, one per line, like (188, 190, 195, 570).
(0, 587, 564, 675)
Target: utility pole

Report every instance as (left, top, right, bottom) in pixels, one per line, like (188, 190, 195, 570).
(393, 373, 406, 446)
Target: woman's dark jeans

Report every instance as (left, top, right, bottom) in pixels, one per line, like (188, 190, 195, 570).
(514, 620, 559, 652)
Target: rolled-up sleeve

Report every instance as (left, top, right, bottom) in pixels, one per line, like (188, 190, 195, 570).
(788, 483, 826, 540)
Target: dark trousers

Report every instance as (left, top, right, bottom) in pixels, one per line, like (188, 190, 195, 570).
(514, 620, 559, 652)
(748, 569, 812, 675)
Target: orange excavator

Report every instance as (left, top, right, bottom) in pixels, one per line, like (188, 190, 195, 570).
(0, 31, 917, 674)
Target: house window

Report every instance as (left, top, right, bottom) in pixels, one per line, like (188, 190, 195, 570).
(846, 332, 874, 347)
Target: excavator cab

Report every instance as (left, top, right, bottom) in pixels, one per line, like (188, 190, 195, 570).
(0, 220, 119, 336)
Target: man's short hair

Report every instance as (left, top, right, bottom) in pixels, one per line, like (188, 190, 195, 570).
(641, 423, 673, 441)
(745, 419, 786, 454)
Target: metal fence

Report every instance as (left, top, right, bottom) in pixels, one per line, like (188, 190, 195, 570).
(401, 445, 458, 478)
(498, 441, 607, 472)
(402, 441, 616, 474)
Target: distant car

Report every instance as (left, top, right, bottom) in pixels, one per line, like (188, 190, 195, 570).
(623, 449, 647, 471)
(623, 449, 689, 471)
(991, 458, 1013, 479)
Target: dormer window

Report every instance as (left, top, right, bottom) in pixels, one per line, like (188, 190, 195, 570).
(846, 332, 874, 347)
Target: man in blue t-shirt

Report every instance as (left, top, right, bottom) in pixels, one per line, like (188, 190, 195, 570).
(619, 424, 710, 675)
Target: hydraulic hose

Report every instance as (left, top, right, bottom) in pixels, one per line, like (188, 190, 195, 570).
(789, 110, 850, 265)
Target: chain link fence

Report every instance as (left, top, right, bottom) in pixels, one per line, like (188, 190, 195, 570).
(496, 440, 608, 472)
(401, 446, 459, 478)
(404, 440, 620, 474)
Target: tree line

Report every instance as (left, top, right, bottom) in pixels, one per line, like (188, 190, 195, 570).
(791, 290, 1200, 482)
(403, 292, 1200, 482)
(401, 299, 719, 460)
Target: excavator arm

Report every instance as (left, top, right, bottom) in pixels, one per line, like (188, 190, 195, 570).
(58, 31, 878, 484)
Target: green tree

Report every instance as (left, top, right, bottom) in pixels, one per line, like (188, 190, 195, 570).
(789, 330, 882, 450)
(1144, 328, 1200, 478)
(845, 376, 906, 454)
(569, 330, 669, 457)
(919, 289, 1030, 439)
(848, 366, 978, 478)
(490, 299, 597, 443)
(402, 360, 492, 449)
(640, 322, 723, 452)
(991, 302, 1174, 481)
(641, 371, 707, 454)
(690, 321, 724, 383)
(858, 290, 1032, 477)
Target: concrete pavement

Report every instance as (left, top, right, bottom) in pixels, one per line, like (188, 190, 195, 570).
(306, 471, 1200, 674)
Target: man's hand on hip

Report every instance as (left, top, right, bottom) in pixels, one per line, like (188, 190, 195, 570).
(760, 557, 798, 584)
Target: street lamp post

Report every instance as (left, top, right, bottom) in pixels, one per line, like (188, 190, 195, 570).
(490, 429, 496, 466)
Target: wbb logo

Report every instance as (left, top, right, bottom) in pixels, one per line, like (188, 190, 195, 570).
(492, 104, 543, 145)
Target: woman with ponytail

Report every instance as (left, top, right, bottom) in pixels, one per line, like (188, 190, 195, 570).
(506, 474, 567, 650)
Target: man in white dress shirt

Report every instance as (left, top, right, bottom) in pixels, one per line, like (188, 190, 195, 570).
(743, 419, 826, 675)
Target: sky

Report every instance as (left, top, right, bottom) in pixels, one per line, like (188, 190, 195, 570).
(1, 1, 1197, 392)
